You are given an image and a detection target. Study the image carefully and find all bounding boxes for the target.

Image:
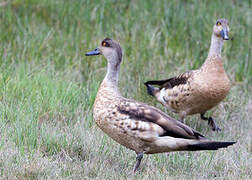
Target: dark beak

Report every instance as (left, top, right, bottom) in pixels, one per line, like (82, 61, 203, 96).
(85, 48, 100, 56)
(220, 29, 229, 40)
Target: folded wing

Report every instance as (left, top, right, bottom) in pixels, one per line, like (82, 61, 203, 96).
(117, 99, 205, 140)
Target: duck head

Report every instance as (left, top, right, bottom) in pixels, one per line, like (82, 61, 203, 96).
(86, 38, 123, 67)
(213, 19, 230, 40)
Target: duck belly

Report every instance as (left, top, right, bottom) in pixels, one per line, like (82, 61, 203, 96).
(97, 118, 146, 152)
(186, 79, 230, 115)
(93, 106, 147, 153)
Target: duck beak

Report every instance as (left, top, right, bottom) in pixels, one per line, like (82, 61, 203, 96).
(85, 48, 100, 56)
(220, 29, 229, 40)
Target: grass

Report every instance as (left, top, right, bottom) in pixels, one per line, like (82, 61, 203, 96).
(0, 0, 251, 179)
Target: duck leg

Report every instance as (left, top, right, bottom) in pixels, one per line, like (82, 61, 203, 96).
(133, 152, 143, 173)
(179, 111, 187, 124)
(200, 114, 221, 131)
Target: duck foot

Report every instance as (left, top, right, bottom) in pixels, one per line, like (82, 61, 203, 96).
(200, 114, 221, 131)
(133, 152, 143, 173)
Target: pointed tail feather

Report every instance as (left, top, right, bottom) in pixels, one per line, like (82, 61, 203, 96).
(145, 79, 171, 86)
(187, 141, 236, 151)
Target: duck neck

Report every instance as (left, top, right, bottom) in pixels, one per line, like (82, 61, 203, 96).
(103, 60, 121, 95)
(208, 33, 224, 58)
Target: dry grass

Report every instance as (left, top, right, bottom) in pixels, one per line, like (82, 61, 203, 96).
(0, 0, 251, 179)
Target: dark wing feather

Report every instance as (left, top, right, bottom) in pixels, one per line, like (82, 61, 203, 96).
(117, 99, 205, 140)
(145, 72, 192, 90)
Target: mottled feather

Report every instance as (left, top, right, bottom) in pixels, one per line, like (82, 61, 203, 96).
(87, 38, 235, 172)
(145, 72, 192, 90)
(144, 19, 231, 131)
(117, 98, 205, 140)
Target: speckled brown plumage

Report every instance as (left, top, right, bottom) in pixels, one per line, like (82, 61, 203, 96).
(86, 37, 235, 172)
(145, 19, 231, 131)
(93, 80, 206, 154)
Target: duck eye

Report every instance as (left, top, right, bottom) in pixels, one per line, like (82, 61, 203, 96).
(102, 42, 107, 47)
(216, 22, 221, 26)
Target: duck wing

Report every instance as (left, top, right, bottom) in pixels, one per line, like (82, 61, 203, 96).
(117, 98, 205, 140)
(145, 71, 193, 90)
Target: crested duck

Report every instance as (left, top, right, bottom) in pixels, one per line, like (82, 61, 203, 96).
(145, 19, 231, 131)
(85, 38, 235, 172)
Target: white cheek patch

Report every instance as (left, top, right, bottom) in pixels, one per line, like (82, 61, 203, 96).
(158, 88, 168, 105)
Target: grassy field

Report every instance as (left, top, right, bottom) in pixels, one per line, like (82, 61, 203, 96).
(0, 0, 251, 179)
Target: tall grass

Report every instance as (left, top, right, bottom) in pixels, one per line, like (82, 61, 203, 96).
(0, 0, 251, 179)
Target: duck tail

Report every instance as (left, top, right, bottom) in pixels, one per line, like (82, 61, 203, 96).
(144, 79, 171, 86)
(144, 83, 159, 97)
(187, 141, 236, 151)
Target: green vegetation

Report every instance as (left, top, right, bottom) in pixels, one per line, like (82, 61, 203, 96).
(0, 0, 251, 179)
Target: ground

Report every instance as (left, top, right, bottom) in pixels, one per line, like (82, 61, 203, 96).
(0, 0, 251, 179)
